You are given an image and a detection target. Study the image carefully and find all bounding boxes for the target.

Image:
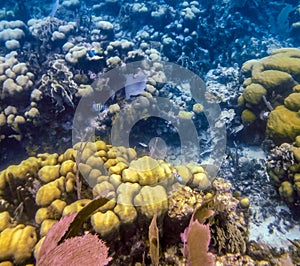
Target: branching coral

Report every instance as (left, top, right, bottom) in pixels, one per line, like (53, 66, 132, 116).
(36, 57, 80, 112)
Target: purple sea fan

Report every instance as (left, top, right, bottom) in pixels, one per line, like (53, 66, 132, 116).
(37, 213, 111, 266)
(38, 234, 111, 266)
(181, 220, 215, 266)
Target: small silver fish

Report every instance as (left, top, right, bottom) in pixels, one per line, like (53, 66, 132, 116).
(92, 103, 106, 112)
(174, 172, 183, 183)
(138, 142, 148, 148)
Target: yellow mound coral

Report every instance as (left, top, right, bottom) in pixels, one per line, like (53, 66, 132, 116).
(91, 210, 120, 236)
(174, 163, 210, 190)
(266, 106, 300, 141)
(0, 224, 37, 264)
(134, 185, 168, 219)
(35, 177, 65, 207)
(241, 109, 256, 125)
(39, 219, 57, 237)
(122, 156, 173, 186)
(279, 181, 294, 203)
(62, 199, 91, 215)
(242, 84, 266, 105)
(34, 199, 66, 225)
(0, 212, 12, 232)
(240, 48, 300, 142)
(284, 92, 300, 111)
(260, 48, 300, 74)
(38, 165, 60, 183)
(0, 139, 220, 263)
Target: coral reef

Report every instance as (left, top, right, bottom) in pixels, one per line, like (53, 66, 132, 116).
(28, 17, 75, 51)
(0, 140, 257, 264)
(267, 139, 300, 206)
(238, 48, 300, 206)
(0, 0, 300, 265)
(239, 48, 300, 142)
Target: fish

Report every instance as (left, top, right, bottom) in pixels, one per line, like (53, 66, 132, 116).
(138, 142, 148, 148)
(92, 103, 107, 112)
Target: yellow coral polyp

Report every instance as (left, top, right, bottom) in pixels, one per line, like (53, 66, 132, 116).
(35, 208, 49, 225)
(252, 70, 294, 90)
(35, 176, 65, 206)
(134, 185, 168, 219)
(121, 168, 139, 183)
(122, 156, 171, 186)
(284, 92, 300, 112)
(59, 160, 75, 176)
(35, 198, 66, 225)
(95, 140, 108, 151)
(85, 155, 105, 169)
(0, 224, 37, 264)
(62, 199, 91, 215)
(174, 165, 193, 184)
(58, 148, 76, 162)
(78, 163, 92, 177)
(0, 211, 12, 232)
(0, 171, 6, 191)
(40, 219, 57, 237)
(239, 197, 250, 208)
(109, 161, 128, 175)
(5, 156, 40, 180)
(108, 174, 121, 188)
(80, 147, 95, 163)
(91, 210, 120, 236)
(114, 204, 137, 224)
(293, 147, 300, 162)
(65, 172, 76, 192)
(293, 84, 300, 92)
(262, 48, 300, 74)
(116, 182, 141, 205)
(279, 181, 294, 203)
(192, 172, 211, 190)
(104, 158, 119, 169)
(241, 109, 257, 125)
(33, 236, 45, 262)
(93, 181, 116, 211)
(192, 103, 204, 114)
(242, 83, 266, 105)
(267, 106, 300, 141)
(38, 153, 58, 166)
(38, 164, 60, 183)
